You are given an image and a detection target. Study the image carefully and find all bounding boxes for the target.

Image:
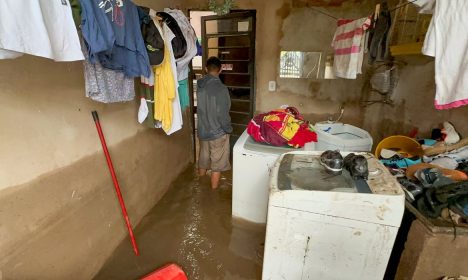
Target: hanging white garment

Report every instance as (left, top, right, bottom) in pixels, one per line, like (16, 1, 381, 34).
(422, 0, 468, 110)
(162, 23, 183, 135)
(411, 0, 435, 14)
(0, 0, 84, 61)
(150, 15, 184, 135)
(164, 9, 198, 81)
(139, 65, 155, 124)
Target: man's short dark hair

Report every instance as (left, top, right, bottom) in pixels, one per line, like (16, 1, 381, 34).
(206, 56, 222, 72)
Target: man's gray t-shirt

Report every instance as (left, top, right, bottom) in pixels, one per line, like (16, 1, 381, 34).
(196, 74, 233, 141)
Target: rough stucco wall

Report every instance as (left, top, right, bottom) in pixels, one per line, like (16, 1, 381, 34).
(0, 57, 144, 189)
(0, 0, 192, 279)
(184, 0, 374, 126)
(362, 57, 468, 143)
(273, 1, 375, 125)
(0, 128, 191, 280)
(185, 0, 467, 143)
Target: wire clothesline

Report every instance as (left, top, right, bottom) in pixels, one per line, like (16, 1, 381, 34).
(307, 0, 419, 21)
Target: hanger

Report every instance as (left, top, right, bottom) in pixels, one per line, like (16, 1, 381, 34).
(374, 3, 381, 21)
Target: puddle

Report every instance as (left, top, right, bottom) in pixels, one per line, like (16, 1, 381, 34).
(94, 167, 265, 280)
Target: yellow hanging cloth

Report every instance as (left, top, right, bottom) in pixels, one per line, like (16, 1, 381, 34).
(153, 40, 176, 132)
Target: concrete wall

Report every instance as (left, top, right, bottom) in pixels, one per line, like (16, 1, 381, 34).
(0, 0, 192, 279)
(185, 0, 374, 125)
(362, 57, 468, 143)
(185, 0, 467, 143)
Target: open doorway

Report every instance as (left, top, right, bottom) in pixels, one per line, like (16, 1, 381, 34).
(189, 10, 257, 160)
(188, 11, 216, 162)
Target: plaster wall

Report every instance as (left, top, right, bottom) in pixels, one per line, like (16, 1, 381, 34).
(362, 57, 468, 143)
(185, 0, 467, 142)
(0, 0, 192, 279)
(184, 0, 374, 126)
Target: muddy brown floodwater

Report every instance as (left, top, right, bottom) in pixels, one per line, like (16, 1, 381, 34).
(94, 167, 266, 280)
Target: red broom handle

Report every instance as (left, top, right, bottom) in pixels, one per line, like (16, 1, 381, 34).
(92, 111, 139, 256)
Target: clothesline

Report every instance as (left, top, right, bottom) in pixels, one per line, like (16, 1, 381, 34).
(308, 0, 419, 21)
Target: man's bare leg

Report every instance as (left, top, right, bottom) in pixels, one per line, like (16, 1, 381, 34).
(198, 168, 207, 176)
(211, 171, 221, 189)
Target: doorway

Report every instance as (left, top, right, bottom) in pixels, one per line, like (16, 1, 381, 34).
(189, 10, 257, 160)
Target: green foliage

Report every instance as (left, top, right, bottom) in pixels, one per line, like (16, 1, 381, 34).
(208, 0, 236, 15)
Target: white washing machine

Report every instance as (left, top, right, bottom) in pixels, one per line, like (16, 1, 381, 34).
(232, 130, 302, 223)
(263, 151, 405, 280)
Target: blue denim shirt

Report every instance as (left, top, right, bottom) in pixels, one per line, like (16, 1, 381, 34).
(81, 0, 151, 78)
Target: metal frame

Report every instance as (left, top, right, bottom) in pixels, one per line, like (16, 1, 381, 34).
(201, 11, 257, 140)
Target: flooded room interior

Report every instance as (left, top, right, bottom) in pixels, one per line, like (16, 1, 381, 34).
(1, 0, 468, 279)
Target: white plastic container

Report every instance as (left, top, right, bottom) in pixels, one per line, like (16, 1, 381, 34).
(314, 122, 373, 152)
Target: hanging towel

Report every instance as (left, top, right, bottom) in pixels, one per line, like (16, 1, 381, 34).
(422, 0, 468, 110)
(80, 0, 151, 78)
(162, 23, 183, 135)
(0, 0, 83, 61)
(165, 9, 198, 81)
(154, 44, 175, 132)
(332, 17, 372, 79)
(139, 74, 158, 128)
(153, 22, 183, 135)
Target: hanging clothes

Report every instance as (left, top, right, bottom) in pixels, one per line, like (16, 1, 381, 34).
(152, 20, 183, 135)
(331, 17, 372, 79)
(164, 9, 198, 81)
(178, 79, 190, 111)
(0, 0, 83, 61)
(367, 3, 392, 64)
(139, 72, 158, 127)
(156, 12, 187, 60)
(70, 0, 82, 27)
(423, 0, 468, 109)
(411, 0, 435, 14)
(196, 39, 203, 56)
(138, 6, 165, 66)
(83, 40, 135, 103)
(161, 23, 183, 135)
(80, 0, 151, 78)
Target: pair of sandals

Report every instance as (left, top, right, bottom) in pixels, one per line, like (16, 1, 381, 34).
(320, 150, 369, 180)
(401, 167, 453, 203)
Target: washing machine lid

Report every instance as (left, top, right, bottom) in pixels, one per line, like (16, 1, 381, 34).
(243, 133, 299, 155)
(276, 153, 371, 193)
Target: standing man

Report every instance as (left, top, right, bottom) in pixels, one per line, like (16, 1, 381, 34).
(197, 56, 232, 189)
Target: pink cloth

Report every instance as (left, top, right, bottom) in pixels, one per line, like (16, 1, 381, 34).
(332, 17, 371, 79)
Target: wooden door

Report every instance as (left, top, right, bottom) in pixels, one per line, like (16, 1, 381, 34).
(201, 11, 256, 148)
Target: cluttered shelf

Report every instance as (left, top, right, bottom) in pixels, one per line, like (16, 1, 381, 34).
(405, 202, 468, 235)
(376, 122, 468, 231)
(389, 0, 432, 56)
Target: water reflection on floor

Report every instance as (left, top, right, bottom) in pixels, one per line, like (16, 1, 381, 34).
(94, 167, 265, 280)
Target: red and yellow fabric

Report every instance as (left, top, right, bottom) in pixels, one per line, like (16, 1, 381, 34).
(247, 107, 317, 148)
